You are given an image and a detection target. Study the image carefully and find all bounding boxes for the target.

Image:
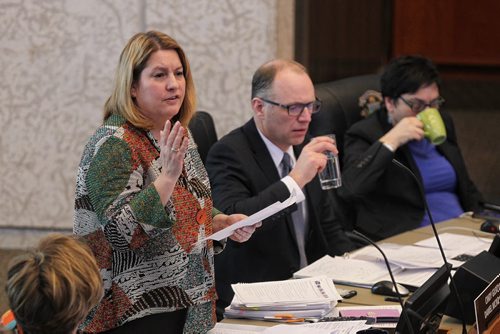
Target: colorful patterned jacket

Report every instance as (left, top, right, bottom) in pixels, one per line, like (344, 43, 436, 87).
(74, 114, 219, 333)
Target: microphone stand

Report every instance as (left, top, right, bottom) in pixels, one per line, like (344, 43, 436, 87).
(346, 230, 414, 334)
(392, 159, 467, 334)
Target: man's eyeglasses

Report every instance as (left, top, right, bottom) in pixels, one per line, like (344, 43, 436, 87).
(259, 97, 322, 117)
(399, 96, 445, 114)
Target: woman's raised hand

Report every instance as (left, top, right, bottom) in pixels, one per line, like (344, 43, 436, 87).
(159, 120, 188, 180)
(154, 120, 189, 205)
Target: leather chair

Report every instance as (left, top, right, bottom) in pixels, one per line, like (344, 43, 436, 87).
(310, 74, 381, 166)
(189, 111, 218, 164)
(309, 74, 380, 233)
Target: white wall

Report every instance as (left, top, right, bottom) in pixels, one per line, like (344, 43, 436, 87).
(0, 0, 293, 239)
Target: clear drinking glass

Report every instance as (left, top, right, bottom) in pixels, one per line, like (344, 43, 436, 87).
(318, 134, 342, 190)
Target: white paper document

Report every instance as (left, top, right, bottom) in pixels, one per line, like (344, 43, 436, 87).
(200, 195, 296, 242)
(208, 320, 371, 334)
(414, 233, 492, 259)
(208, 320, 370, 334)
(262, 321, 370, 334)
(352, 243, 444, 269)
(293, 254, 437, 288)
(231, 276, 341, 306)
(208, 323, 267, 334)
(393, 268, 438, 288)
(355, 234, 492, 269)
(294, 255, 397, 288)
(415, 232, 492, 251)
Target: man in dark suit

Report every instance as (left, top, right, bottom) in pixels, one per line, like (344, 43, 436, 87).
(205, 59, 354, 318)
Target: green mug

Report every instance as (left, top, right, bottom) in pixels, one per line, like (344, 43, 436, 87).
(416, 107, 447, 145)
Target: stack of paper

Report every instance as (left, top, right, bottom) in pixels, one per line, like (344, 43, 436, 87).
(224, 276, 341, 322)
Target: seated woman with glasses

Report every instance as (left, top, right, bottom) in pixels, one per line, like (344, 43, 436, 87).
(339, 55, 483, 240)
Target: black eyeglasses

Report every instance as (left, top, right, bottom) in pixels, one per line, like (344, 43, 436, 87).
(259, 97, 322, 117)
(399, 96, 445, 113)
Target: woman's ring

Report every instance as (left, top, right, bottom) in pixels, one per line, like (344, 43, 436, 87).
(171, 147, 180, 153)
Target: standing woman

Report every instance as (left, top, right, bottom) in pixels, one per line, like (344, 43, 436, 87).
(74, 31, 258, 334)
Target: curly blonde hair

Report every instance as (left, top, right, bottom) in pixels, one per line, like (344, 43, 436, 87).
(6, 234, 103, 334)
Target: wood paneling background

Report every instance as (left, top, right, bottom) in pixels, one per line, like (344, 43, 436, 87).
(393, 0, 500, 66)
(295, 0, 392, 83)
(295, 0, 500, 202)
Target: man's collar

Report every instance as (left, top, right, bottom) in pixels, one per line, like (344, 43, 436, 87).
(256, 126, 295, 168)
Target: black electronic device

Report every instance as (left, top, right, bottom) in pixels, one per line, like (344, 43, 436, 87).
(475, 203, 500, 234)
(346, 230, 414, 334)
(356, 329, 388, 334)
(371, 280, 410, 297)
(473, 204, 500, 221)
(395, 263, 452, 334)
(480, 220, 500, 234)
(319, 316, 375, 324)
(392, 159, 467, 334)
(445, 250, 500, 324)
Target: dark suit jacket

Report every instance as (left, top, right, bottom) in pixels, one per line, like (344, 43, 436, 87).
(339, 108, 482, 241)
(206, 119, 354, 315)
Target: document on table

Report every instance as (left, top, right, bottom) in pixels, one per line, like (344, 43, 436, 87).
(412, 233, 492, 267)
(293, 255, 402, 288)
(231, 275, 341, 306)
(354, 234, 492, 269)
(262, 321, 371, 334)
(352, 243, 445, 269)
(208, 321, 372, 334)
(414, 233, 492, 255)
(199, 194, 296, 242)
(394, 268, 438, 288)
(207, 323, 267, 334)
(293, 254, 437, 288)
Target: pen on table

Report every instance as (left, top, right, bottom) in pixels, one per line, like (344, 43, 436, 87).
(263, 314, 305, 322)
(385, 296, 401, 302)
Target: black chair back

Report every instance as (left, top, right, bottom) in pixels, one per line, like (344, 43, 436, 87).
(310, 74, 380, 233)
(189, 111, 218, 164)
(310, 74, 381, 165)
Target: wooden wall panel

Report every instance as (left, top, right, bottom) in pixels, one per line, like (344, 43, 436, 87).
(295, 0, 392, 83)
(393, 0, 500, 66)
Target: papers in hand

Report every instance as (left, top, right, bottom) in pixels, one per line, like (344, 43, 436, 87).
(200, 194, 296, 242)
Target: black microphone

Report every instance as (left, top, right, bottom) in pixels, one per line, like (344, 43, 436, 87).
(392, 159, 467, 334)
(346, 230, 414, 334)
